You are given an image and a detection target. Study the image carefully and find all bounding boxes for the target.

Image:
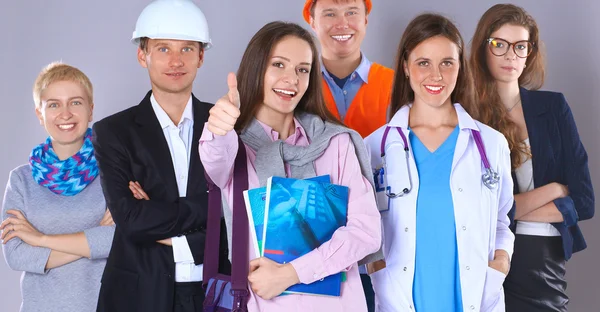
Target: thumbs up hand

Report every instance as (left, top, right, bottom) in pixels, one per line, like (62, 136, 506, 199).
(208, 72, 241, 136)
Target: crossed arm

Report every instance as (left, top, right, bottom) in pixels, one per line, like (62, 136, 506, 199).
(514, 182, 568, 223)
(514, 96, 595, 226)
(0, 178, 175, 272)
(128, 181, 172, 246)
(1, 166, 116, 272)
(0, 177, 184, 273)
(1, 208, 115, 270)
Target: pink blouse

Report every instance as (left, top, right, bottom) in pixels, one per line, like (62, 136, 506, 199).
(199, 119, 381, 312)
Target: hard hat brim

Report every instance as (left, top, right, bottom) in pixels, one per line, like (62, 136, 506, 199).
(131, 32, 212, 50)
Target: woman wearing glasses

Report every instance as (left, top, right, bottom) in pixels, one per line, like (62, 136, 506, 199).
(363, 13, 514, 311)
(470, 4, 594, 311)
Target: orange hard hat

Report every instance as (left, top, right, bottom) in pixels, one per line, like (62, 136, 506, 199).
(302, 0, 372, 23)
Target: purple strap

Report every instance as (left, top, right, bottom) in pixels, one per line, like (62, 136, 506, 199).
(380, 126, 408, 157)
(471, 130, 491, 169)
(203, 136, 249, 295)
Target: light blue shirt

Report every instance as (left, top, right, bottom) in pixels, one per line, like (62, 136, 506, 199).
(321, 54, 372, 120)
(150, 94, 203, 282)
(410, 126, 463, 311)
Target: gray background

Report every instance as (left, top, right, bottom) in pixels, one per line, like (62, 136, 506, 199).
(1, 0, 598, 311)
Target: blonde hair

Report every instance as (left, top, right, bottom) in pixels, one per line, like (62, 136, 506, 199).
(33, 62, 94, 109)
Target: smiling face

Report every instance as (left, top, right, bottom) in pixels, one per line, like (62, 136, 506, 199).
(35, 80, 93, 148)
(485, 24, 530, 85)
(310, 0, 367, 60)
(137, 39, 204, 95)
(403, 35, 461, 109)
(257, 35, 313, 120)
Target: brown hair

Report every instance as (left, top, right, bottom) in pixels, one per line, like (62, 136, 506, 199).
(470, 4, 545, 169)
(33, 62, 94, 109)
(234, 21, 342, 132)
(389, 13, 477, 119)
(139, 37, 149, 51)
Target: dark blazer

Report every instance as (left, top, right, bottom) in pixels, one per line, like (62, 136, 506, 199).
(510, 87, 595, 260)
(92, 91, 230, 312)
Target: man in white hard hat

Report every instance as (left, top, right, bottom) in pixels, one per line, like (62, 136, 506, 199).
(92, 1, 230, 311)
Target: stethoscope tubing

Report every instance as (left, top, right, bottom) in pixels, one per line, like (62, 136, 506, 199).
(378, 125, 499, 197)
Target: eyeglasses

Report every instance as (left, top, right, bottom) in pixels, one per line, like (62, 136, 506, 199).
(486, 37, 534, 58)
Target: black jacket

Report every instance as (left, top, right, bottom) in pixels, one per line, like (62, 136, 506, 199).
(93, 91, 230, 312)
(510, 88, 594, 260)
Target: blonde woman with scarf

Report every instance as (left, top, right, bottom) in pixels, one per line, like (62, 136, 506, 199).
(1, 62, 115, 312)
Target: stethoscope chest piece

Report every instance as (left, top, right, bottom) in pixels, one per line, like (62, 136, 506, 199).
(482, 167, 499, 190)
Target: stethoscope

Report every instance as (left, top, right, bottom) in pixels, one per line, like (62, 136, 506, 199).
(374, 126, 500, 198)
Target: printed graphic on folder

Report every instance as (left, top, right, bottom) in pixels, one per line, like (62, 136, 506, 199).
(243, 175, 331, 257)
(262, 176, 349, 296)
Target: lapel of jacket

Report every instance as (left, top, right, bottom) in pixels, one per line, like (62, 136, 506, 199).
(185, 95, 209, 196)
(133, 91, 179, 197)
(520, 87, 550, 187)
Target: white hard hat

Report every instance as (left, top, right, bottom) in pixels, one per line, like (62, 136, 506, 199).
(131, 0, 212, 50)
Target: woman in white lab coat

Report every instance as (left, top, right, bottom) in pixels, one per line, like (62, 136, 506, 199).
(364, 14, 515, 312)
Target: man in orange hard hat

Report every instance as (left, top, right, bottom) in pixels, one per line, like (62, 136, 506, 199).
(303, 1, 393, 310)
(303, 0, 393, 139)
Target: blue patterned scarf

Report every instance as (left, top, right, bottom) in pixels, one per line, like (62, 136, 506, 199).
(29, 128, 99, 196)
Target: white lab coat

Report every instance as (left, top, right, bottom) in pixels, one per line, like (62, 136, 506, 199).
(364, 104, 515, 312)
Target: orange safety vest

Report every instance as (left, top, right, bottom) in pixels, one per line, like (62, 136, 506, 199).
(322, 63, 395, 138)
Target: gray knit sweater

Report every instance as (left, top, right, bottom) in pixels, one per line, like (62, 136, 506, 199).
(1, 164, 114, 312)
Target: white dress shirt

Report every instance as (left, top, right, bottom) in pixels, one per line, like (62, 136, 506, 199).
(364, 104, 515, 312)
(150, 94, 203, 282)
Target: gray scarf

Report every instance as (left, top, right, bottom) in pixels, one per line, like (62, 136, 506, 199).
(239, 112, 382, 265)
(239, 112, 375, 190)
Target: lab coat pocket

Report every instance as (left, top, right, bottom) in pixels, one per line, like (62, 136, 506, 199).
(377, 188, 398, 260)
(375, 189, 390, 212)
(481, 267, 506, 312)
(371, 268, 397, 312)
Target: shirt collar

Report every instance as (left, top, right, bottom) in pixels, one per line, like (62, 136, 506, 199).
(256, 117, 308, 146)
(388, 103, 479, 131)
(320, 53, 371, 84)
(150, 93, 194, 129)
